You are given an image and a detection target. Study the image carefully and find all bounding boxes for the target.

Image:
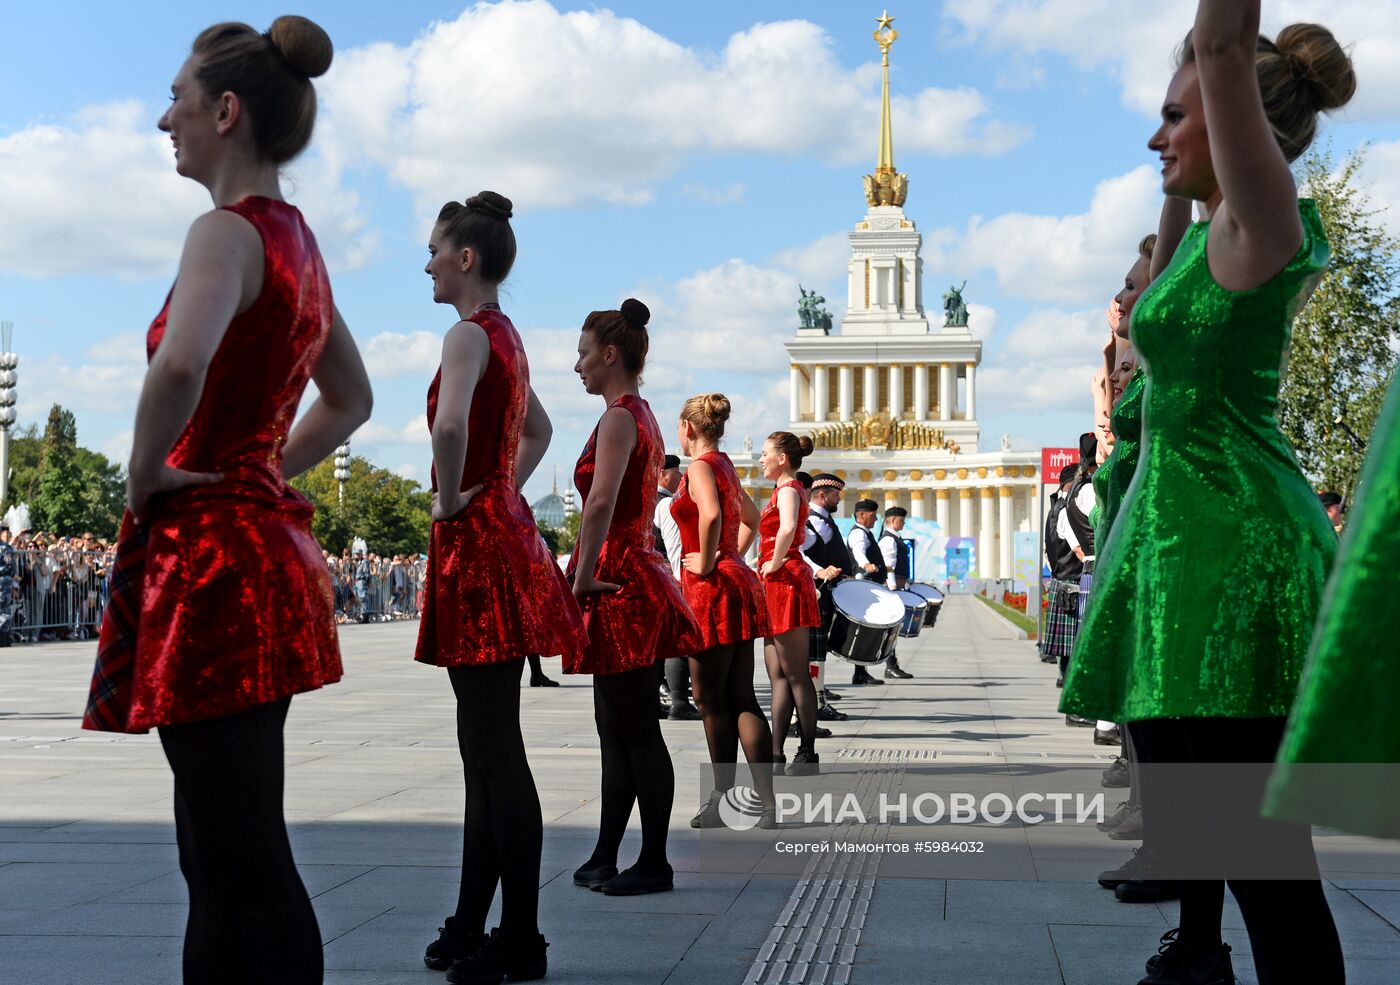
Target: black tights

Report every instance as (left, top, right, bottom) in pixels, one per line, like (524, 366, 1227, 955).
(689, 640, 774, 804)
(583, 665, 674, 873)
(159, 698, 321, 985)
(765, 627, 817, 757)
(448, 659, 541, 938)
(1130, 716, 1343, 985)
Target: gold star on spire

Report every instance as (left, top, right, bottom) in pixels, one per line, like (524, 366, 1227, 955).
(876, 11, 895, 32)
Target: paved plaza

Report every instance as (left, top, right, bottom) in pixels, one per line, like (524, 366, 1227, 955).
(3, 596, 1398, 984)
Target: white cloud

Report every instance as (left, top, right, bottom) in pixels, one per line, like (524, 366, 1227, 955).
(0, 101, 376, 280)
(980, 306, 1108, 416)
(362, 330, 442, 378)
(392, 463, 423, 482)
(1360, 139, 1400, 238)
(318, 1, 1028, 214)
(354, 415, 431, 447)
(942, 1, 1400, 123)
(967, 303, 999, 341)
(681, 183, 746, 205)
(769, 232, 850, 292)
(925, 165, 1160, 307)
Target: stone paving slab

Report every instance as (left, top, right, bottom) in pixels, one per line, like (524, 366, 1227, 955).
(2, 596, 1399, 984)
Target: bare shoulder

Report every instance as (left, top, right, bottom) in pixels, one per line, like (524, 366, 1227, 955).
(186, 208, 261, 254)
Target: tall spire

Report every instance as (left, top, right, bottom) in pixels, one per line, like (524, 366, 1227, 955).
(863, 11, 908, 208)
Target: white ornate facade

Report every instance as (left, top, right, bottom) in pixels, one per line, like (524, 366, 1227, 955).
(729, 17, 1040, 580)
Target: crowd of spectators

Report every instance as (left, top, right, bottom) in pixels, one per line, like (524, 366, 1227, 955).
(1, 530, 117, 642)
(322, 550, 426, 624)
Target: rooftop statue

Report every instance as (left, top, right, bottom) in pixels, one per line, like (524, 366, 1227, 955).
(943, 281, 969, 327)
(798, 285, 833, 333)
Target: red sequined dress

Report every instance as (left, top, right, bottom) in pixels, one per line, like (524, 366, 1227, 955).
(565, 395, 702, 674)
(415, 306, 587, 667)
(86, 197, 341, 733)
(757, 480, 820, 635)
(669, 451, 770, 650)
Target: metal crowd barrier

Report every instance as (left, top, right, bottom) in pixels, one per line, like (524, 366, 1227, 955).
(325, 560, 426, 623)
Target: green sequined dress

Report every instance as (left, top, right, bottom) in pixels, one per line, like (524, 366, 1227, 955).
(1094, 368, 1147, 546)
(1265, 375, 1400, 837)
(1062, 201, 1334, 722)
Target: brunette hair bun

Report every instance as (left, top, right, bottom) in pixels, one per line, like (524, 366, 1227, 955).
(767, 431, 813, 468)
(466, 190, 513, 221)
(267, 15, 333, 79)
(621, 297, 650, 328)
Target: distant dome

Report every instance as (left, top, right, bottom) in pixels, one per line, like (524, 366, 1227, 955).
(531, 492, 567, 529)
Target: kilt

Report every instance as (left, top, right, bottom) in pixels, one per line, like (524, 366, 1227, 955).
(1041, 578, 1081, 658)
(809, 583, 836, 662)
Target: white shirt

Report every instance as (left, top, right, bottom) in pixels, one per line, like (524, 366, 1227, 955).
(879, 530, 901, 589)
(653, 489, 683, 579)
(803, 503, 835, 576)
(1056, 479, 1098, 556)
(847, 523, 879, 573)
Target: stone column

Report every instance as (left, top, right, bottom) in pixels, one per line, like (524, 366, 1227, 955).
(935, 488, 950, 532)
(863, 364, 878, 415)
(889, 365, 903, 419)
(938, 363, 954, 420)
(910, 488, 926, 519)
(958, 488, 974, 541)
(913, 364, 929, 422)
(966, 362, 978, 420)
(978, 487, 995, 578)
(839, 365, 853, 421)
(789, 364, 802, 423)
(813, 364, 828, 423)
(998, 485, 1014, 580)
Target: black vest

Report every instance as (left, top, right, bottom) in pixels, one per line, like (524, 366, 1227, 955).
(1064, 472, 1096, 557)
(803, 510, 854, 577)
(854, 525, 888, 581)
(1048, 494, 1083, 582)
(653, 488, 672, 555)
(880, 530, 910, 582)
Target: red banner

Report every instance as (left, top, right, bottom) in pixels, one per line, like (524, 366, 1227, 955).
(1041, 447, 1078, 484)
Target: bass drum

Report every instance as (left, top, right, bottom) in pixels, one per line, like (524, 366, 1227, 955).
(827, 580, 905, 665)
(895, 589, 928, 639)
(908, 583, 945, 628)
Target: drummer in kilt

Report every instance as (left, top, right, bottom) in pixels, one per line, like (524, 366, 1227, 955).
(1042, 463, 1091, 726)
(800, 474, 854, 718)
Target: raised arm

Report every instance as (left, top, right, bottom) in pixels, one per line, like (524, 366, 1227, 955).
(430, 320, 490, 519)
(680, 458, 720, 576)
(1150, 197, 1195, 282)
(281, 305, 373, 479)
(1190, 0, 1301, 287)
(126, 210, 262, 521)
(571, 407, 636, 597)
(516, 386, 552, 491)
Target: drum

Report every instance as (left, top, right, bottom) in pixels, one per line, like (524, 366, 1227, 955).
(828, 580, 905, 665)
(908, 583, 945, 628)
(895, 589, 928, 638)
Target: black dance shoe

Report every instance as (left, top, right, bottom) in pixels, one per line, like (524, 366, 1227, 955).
(771, 753, 787, 775)
(816, 703, 848, 721)
(425, 915, 486, 971)
(788, 722, 832, 739)
(601, 862, 674, 896)
(757, 807, 779, 830)
(787, 748, 820, 775)
(668, 702, 702, 721)
(1096, 800, 1131, 833)
(690, 794, 724, 829)
(1094, 724, 1123, 746)
(529, 673, 559, 687)
(1107, 805, 1144, 841)
(1140, 929, 1234, 984)
(1065, 714, 1095, 728)
(572, 862, 618, 891)
(1116, 879, 1180, 904)
(1097, 847, 1153, 889)
(1101, 757, 1130, 788)
(1055, 673, 1064, 687)
(446, 926, 549, 985)
(822, 688, 843, 701)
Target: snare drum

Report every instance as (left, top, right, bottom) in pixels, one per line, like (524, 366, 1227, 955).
(908, 583, 945, 628)
(827, 580, 905, 665)
(894, 589, 928, 638)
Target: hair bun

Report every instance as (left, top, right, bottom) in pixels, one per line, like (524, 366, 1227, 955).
(1276, 23, 1356, 113)
(267, 15, 333, 79)
(798, 435, 815, 457)
(466, 190, 513, 221)
(620, 297, 650, 328)
(703, 393, 731, 423)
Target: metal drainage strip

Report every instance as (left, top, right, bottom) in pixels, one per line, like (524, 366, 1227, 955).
(742, 753, 906, 985)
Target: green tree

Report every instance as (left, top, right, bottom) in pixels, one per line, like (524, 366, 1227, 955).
(1280, 146, 1400, 497)
(31, 405, 88, 535)
(290, 455, 432, 556)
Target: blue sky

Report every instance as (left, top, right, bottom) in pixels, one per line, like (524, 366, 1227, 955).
(3, 0, 1398, 505)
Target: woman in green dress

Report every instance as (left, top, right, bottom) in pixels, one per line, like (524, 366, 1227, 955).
(1059, 3, 1355, 983)
(1266, 376, 1400, 838)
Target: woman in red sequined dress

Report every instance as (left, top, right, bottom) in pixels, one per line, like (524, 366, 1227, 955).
(414, 192, 586, 984)
(566, 300, 703, 897)
(82, 19, 372, 984)
(670, 394, 776, 828)
(758, 432, 822, 772)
